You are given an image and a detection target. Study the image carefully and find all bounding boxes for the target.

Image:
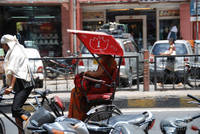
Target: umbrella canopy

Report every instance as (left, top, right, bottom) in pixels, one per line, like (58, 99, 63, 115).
(67, 29, 124, 56)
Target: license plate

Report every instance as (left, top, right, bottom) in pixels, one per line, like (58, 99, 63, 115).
(93, 59, 97, 64)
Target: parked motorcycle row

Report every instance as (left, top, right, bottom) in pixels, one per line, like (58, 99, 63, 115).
(1, 87, 200, 134)
(0, 88, 154, 134)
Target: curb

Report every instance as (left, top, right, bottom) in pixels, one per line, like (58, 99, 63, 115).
(60, 96, 199, 112)
(2, 92, 200, 113)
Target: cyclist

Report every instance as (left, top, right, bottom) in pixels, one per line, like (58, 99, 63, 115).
(1, 34, 34, 134)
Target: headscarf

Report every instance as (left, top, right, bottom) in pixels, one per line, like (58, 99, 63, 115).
(1, 34, 31, 85)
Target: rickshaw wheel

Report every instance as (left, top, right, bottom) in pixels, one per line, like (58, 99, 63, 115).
(84, 110, 121, 123)
(84, 105, 122, 123)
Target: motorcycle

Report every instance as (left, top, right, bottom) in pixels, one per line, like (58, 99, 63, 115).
(83, 104, 155, 134)
(0, 88, 67, 134)
(1, 88, 147, 134)
(191, 125, 200, 134)
(185, 62, 200, 88)
(160, 94, 200, 134)
(23, 91, 147, 134)
(43, 57, 75, 80)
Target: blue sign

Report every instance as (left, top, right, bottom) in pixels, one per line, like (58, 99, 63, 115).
(191, 0, 200, 15)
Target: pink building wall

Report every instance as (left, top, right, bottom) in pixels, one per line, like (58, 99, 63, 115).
(180, 3, 193, 40)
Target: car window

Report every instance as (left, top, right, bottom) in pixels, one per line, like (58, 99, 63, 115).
(152, 43, 188, 55)
(123, 41, 136, 52)
(175, 43, 188, 55)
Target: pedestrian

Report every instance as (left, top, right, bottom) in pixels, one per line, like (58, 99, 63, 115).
(158, 38, 183, 87)
(167, 24, 178, 40)
(1, 34, 34, 134)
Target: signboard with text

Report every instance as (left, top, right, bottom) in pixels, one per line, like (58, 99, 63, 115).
(190, 0, 200, 15)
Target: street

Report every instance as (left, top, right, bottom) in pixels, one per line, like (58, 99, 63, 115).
(1, 108, 200, 134)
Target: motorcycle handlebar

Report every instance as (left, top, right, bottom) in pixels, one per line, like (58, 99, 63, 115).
(187, 94, 200, 103)
(191, 114, 200, 121)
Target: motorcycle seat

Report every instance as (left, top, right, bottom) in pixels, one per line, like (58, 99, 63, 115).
(108, 114, 146, 125)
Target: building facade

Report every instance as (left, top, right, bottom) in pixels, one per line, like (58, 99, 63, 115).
(0, 0, 196, 57)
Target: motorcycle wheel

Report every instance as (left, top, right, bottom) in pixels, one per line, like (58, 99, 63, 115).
(45, 69, 59, 80)
(187, 67, 200, 88)
(0, 118, 6, 134)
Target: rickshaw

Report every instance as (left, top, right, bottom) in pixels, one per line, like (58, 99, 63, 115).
(68, 30, 155, 134)
(67, 29, 123, 122)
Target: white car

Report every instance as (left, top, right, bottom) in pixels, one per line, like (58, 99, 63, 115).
(77, 38, 144, 87)
(1, 48, 44, 88)
(25, 48, 44, 88)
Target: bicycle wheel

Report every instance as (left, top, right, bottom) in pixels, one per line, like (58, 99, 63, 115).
(0, 118, 6, 134)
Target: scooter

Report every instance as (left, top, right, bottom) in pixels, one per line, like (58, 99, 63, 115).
(84, 104, 155, 134)
(0, 88, 67, 134)
(160, 94, 200, 134)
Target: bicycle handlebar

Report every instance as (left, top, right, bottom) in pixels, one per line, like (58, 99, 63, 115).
(83, 76, 106, 83)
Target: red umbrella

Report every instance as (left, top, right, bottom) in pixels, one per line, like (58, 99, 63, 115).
(67, 29, 124, 56)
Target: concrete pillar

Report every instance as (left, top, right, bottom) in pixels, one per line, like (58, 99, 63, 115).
(69, 0, 74, 55)
(76, 0, 81, 53)
(180, 3, 193, 40)
(143, 50, 149, 91)
(61, 3, 71, 57)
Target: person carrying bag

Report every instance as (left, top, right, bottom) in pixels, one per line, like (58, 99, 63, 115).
(1, 34, 35, 134)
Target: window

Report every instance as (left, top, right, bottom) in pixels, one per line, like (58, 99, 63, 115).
(152, 43, 188, 55)
(123, 41, 136, 52)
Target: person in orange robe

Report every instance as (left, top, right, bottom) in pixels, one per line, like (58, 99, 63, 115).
(68, 54, 117, 120)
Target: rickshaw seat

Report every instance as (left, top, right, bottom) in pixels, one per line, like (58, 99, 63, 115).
(83, 68, 118, 106)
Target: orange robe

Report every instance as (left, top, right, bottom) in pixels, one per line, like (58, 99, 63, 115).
(68, 57, 117, 120)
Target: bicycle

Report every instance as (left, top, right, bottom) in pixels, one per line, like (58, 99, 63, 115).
(0, 88, 65, 134)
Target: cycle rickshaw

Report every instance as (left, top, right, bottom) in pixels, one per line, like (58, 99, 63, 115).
(67, 29, 124, 122)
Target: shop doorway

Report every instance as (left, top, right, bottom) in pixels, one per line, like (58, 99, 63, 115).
(116, 15, 147, 50)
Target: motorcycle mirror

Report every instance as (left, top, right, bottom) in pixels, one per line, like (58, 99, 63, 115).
(191, 125, 199, 131)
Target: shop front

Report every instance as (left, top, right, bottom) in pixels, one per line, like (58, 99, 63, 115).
(80, 1, 186, 50)
(82, 11, 105, 31)
(158, 9, 180, 40)
(0, 6, 62, 57)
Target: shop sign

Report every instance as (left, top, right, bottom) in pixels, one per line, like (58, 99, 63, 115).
(190, 16, 200, 22)
(83, 12, 104, 20)
(190, 0, 200, 15)
(159, 10, 179, 17)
